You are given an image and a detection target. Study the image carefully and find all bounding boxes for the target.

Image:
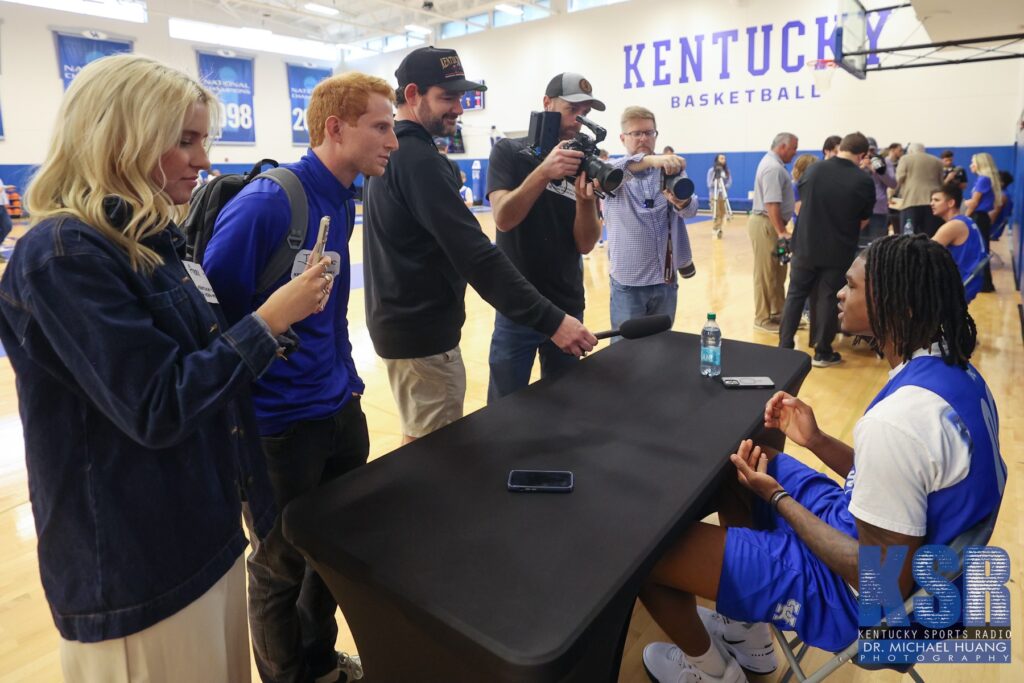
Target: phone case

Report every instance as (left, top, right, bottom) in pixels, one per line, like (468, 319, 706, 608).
(720, 376, 774, 389)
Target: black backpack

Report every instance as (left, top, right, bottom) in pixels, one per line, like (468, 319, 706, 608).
(183, 159, 311, 293)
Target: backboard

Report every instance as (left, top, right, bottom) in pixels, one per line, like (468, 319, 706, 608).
(835, 0, 868, 79)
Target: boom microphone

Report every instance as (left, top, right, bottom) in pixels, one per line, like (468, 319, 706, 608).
(594, 314, 672, 340)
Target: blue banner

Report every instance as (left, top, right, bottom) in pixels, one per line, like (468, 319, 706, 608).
(197, 52, 256, 145)
(460, 81, 485, 111)
(0, 100, 5, 140)
(286, 65, 332, 146)
(55, 33, 133, 90)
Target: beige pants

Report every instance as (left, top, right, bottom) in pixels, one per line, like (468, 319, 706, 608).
(384, 346, 467, 438)
(712, 197, 726, 230)
(747, 213, 788, 326)
(60, 555, 249, 683)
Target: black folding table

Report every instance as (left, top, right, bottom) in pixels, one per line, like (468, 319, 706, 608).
(284, 332, 811, 682)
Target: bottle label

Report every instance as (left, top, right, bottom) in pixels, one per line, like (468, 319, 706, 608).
(701, 346, 721, 365)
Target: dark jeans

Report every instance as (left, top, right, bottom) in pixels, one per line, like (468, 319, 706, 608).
(244, 398, 370, 683)
(487, 310, 581, 404)
(899, 205, 942, 238)
(0, 208, 12, 245)
(859, 213, 889, 248)
(973, 211, 994, 291)
(779, 264, 848, 355)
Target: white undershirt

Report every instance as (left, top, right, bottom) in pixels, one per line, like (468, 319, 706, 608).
(846, 349, 972, 537)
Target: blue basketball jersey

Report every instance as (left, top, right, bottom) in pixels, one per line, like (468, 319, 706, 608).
(846, 355, 1005, 544)
(947, 215, 986, 303)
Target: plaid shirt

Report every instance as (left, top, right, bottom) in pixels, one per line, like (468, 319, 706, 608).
(605, 153, 698, 286)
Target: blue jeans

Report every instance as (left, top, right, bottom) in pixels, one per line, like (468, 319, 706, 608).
(245, 398, 369, 683)
(0, 208, 12, 245)
(609, 277, 678, 343)
(487, 310, 582, 404)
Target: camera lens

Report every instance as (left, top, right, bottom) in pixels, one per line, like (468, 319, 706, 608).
(662, 174, 695, 201)
(582, 155, 623, 193)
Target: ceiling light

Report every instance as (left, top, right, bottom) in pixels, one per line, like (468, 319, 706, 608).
(303, 2, 339, 16)
(3, 0, 148, 23)
(405, 24, 432, 36)
(495, 3, 523, 15)
(168, 18, 340, 62)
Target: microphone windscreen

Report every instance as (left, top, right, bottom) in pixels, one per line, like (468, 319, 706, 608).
(619, 314, 672, 339)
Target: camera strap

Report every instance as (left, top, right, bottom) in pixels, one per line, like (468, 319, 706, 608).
(663, 205, 674, 283)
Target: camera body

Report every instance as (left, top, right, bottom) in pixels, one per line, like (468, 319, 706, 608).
(526, 111, 622, 195)
(868, 154, 887, 175)
(776, 236, 792, 266)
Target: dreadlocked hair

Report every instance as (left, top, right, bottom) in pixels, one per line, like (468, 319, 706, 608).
(863, 234, 976, 368)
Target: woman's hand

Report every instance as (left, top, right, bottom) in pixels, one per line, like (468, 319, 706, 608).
(256, 256, 334, 335)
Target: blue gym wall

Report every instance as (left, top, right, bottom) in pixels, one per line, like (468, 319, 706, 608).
(5, 145, 1016, 214)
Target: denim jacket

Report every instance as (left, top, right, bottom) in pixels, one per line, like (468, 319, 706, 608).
(0, 212, 278, 642)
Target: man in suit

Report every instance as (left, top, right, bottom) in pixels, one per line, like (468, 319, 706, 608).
(896, 143, 945, 237)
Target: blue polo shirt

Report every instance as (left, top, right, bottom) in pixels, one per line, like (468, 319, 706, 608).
(971, 175, 995, 213)
(204, 150, 364, 435)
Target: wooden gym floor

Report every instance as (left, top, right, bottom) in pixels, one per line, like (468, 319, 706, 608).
(0, 211, 1020, 682)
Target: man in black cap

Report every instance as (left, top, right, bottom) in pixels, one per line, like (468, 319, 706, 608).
(484, 72, 605, 402)
(363, 47, 596, 444)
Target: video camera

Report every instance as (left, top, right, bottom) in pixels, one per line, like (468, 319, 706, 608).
(527, 111, 623, 196)
(868, 154, 887, 175)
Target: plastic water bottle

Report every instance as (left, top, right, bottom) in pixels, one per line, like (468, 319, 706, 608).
(902, 218, 914, 236)
(700, 313, 722, 377)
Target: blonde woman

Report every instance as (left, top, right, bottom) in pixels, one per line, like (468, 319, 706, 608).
(963, 152, 1002, 292)
(0, 54, 331, 682)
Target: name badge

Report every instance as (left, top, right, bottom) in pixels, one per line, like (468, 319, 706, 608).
(183, 261, 219, 304)
(291, 250, 342, 279)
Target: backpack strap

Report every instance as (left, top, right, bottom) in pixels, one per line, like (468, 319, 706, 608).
(254, 167, 308, 293)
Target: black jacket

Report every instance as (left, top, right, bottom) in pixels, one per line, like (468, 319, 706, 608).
(362, 120, 564, 359)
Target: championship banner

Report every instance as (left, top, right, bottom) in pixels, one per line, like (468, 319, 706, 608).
(55, 32, 133, 90)
(286, 64, 332, 146)
(197, 52, 256, 145)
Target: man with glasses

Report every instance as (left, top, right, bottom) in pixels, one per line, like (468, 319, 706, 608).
(485, 72, 605, 402)
(777, 132, 875, 367)
(603, 106, 698, 336)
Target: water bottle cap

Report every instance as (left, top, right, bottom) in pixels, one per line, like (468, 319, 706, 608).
(707, 312, 716, 320)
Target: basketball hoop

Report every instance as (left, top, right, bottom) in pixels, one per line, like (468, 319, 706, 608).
(806, 59, 837, 90)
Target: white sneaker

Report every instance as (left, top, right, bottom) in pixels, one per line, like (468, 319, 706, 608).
(314, 652, 363, 683)
(338, 653, 363, 682)
(642, 642, 745, 683)
(698, 605, 777, 674)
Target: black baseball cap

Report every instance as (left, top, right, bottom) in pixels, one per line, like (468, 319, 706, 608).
(395, 46, 486, 93)
(544, 72, 605, 111)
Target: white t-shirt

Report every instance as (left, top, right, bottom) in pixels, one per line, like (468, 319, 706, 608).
(845, 348, 971, 537)
(459, 185, 474, 205)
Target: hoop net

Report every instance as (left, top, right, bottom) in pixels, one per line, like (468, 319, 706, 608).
(806, 59, 837, 90)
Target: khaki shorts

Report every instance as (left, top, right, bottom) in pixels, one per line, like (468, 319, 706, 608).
(384, 346, 467, 438)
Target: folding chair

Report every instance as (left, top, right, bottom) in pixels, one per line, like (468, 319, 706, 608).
(962, 252, 991, 290)
(770, 508, 1000, 683)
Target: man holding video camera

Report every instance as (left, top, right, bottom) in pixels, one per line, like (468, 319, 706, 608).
(363, 48, 596, 445)
(603, 106, 698, 335)
(485, 72, 605, 402)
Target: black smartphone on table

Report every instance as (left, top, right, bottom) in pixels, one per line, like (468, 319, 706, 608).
(507, 470, 574, 493)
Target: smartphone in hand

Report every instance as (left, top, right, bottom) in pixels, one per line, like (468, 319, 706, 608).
(308, 215, 331, 268)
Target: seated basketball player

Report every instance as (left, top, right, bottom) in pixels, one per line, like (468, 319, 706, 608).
(640, 234, 1006, 683)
